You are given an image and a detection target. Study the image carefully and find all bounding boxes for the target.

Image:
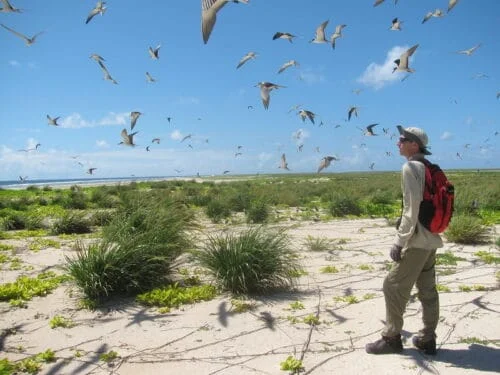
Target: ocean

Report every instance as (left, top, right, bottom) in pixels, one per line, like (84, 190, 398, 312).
(0, 176, 180, 190)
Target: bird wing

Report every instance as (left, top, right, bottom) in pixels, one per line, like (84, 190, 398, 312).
(1, 23, 29, 42)
(201, 0, 223, 44)
(272, 32, 283, 40)
(367, 123, 378, 132)
(236, 54, 251, 69)
(277, 61, 291, 74)
(374, 0, 384, 6)
(306, 111, 315, 124)
(260, 86, 270, 109)
(86, 7, 100, 24)
(121, 129, 129, 142)
(448, 0, 458, 12)
(315, 20, 329, 40)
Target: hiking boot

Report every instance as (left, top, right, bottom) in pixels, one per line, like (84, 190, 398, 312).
(412, 336, 437, 355)
(365, 335, 403, 354)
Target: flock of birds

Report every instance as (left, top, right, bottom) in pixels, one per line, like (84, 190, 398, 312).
(2, 0, 498, 181)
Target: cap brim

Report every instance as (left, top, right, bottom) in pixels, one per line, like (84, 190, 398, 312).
(396, 125, 431, 154)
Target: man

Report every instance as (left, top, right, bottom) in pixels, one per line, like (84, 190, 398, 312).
(366, 126, 443, 355)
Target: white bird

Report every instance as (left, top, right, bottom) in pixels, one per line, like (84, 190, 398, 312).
(279, 154, 289, 170)
(1, 0, 21, 13)
(1, 23, 43, 46)
(97, 60, 118, 84)
(148, 44, 161, 59)
(277, 60, 299, 74)
(86, 1, 106, 24)
(358, 123, 379, 136)
(422, 9, 444, 24)
(201, 0, 249, 44)
(393, 44, 419, 73)
(145, 72, 156, 83)
(456, 44, 481, 56)
(89, 53, 105, 63)
(298, 109, 315, 124)
(448, 0, 459, 13)
(390, 18, 402, 31)
(310, 20, 329, 43)
(273, 31, 296, 43)
(288, 104, 303, 113)
(47, 115, 60, 126)
(130, 111, 142, 130)
(119, 129, 138, 146)
(317, 156, 338, 173)
(255, 82, 285, 110)
(236, 51, 257, 69)
(330, 24, 347, 49)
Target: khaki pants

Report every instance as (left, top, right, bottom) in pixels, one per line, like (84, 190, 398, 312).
(382, 247, 439, 340)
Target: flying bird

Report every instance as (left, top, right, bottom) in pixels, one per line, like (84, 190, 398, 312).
(86, 1, 107, 24)
(47, 115, 60, 126)
(317, 156, 338, 173)
(130, 111, 142, 130)
(87, 168, 97, 175)
(422, 9, 444, 24)
(1, 24, 43, 46)
(330, 24, 347, 49)
(298, 109, 315, 124)
(277, 60, 299, 74)
(448, 0, 459, 13)
(279, 153, 289, 170)
(89, 53, 105, 63)
(352, 88, 363, 95)
(1, 0, 22, 12)
(236, 51, 257, 69)
(146, 146, 150, 152)
(255, 82, 285, 110)
(181, 134, 192, 143)
(347, 106, 359, 121)
(151, 138, 160, 144)
(201, 0, 249, 44)
(310, 20, 329, 43)
(119, 129, 138, 146)
(272, 32, 296, 43)
(223, 170, 230, 175)
(235, 152, 242, 157)
(148, 44, 161, 59)
(97, 60, 118, 84)
(393, 44, 419, 73)
(19, 176, 28, 182)
(374, 0, 398, 6)
(359, 123, 379, 136)
(145, 72, 156, 83)
(390, 18, 402, 31)
(456, 44, 481, 56)
(288, 104, 302, 113)
(369, 162, 375, 170)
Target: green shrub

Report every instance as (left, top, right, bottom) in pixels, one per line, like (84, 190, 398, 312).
(246, 200, 270, 223)
(63, 189, 87, 209)
(89, 210, 116, 226)
(445, 214, 491, 244)
(303, 235, 331, 251)
(193, 226, 302, 294)
(205, 199, 232, 223)
(328, 192, 362, 217)
(51, 212, 92, 235)
(66, 195, 195, 300)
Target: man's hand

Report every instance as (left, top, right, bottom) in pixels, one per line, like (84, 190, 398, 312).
(390, 244, 403, 262)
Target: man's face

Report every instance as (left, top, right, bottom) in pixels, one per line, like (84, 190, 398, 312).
(397, 136, 415, 157)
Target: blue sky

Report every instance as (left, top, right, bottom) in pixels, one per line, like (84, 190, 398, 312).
(1, 0, 499, 180)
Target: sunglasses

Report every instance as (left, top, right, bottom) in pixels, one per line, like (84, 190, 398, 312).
(398, 137, 412, 143)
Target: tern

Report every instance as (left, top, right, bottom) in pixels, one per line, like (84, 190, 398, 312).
(390, 18, 402, 31)
(298, 109, 315, 124)
(347, 106, 359, 121)
(19, 176, 28, 182)
(317, 156, 338, 173)
(352, 88, 363, 95)
(358, 123, 379, 136)
(310, 20, 329, 43)
(279, 153, 289, 170)
(148, 44, 161, 59)
(89, 53, 105, 63)
(393, 44, 419, 73)
(152, 138, 160, 144)
(130, 111, 142, 130)
(181, 134, 192, 143)
(145, 72, 156, 82)
(369, 162, 375, 170)
(201, 0, 248, 44)
(255, 82, 285, 110)
(1, 0, 22, 13)
(277, 60, 299, 74)
(373, 0, 398, 6)
(97, 61, 118, 84)
(288, 104, 302, 113)
(47, 115, 60, 126)
(236, 51, 257, 69)
(456, 44, 481, 56)
(87, 168, 97, 175)
(119, 129, 138, 146)
(272, 32, 296, 43)
(448, 0, 459, 13)
(422, 9, 443, 24)
(86, 1, 106, 24)
(223, 170, 230, 175)
(1, 24, 43, 46)
(330, 24, 347, 49)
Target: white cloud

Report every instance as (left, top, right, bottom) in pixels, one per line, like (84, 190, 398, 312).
(357, 45, 411, 90)
(298, 69, 325, 85)
(96, 140, 109, 148)
(170, 129, 183, 141)
(98, 112, 128, 126)
(9, 60, 20, 67)
(440, 131, 453, 140)
(291, 129, 310, 145)
(59, 112, 129, 129)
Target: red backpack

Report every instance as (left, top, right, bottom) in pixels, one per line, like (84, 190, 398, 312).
(418, 159, 455, 233)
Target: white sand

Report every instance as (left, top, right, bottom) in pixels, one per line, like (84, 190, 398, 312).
(1, 219, 499, 374)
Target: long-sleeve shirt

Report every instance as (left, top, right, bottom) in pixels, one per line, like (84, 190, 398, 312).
(394, 153, 444, 250)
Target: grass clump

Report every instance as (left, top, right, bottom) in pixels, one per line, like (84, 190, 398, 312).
(334, 295, 359, 304)
(445, 214, 491, 244)
(328, 192, 362, 217)
(51, 212, 92, 235)
(436, 284, 451, 292)
(66, 194, 195, 301)
(193, 226, 302, 295)
(302, 314, 320, 326)
(280, 355, 304, 373)
(136, 283, 217, 310)
(436, 251, 466, 266)
(474, 251, 500, 264)
(288, 301, 305, 310)
(320, 265, 339, 274)
(49, 315, 75, 329)
(99, 350, 119, 363)
(245, 199, 270, 224)
(205, 199, 232, 223)
(28, 238, 60, 252)
(0, 271, 70, 306)
(303, 235, 331, 251)
(230, 298, 256, 313)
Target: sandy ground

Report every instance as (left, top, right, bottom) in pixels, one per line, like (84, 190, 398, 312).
(1, 218, 499, 375)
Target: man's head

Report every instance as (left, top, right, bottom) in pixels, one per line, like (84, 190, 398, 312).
(396, 125, 431, 158)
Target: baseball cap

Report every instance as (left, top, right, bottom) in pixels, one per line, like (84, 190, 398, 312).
(397, 125, 432, 155)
